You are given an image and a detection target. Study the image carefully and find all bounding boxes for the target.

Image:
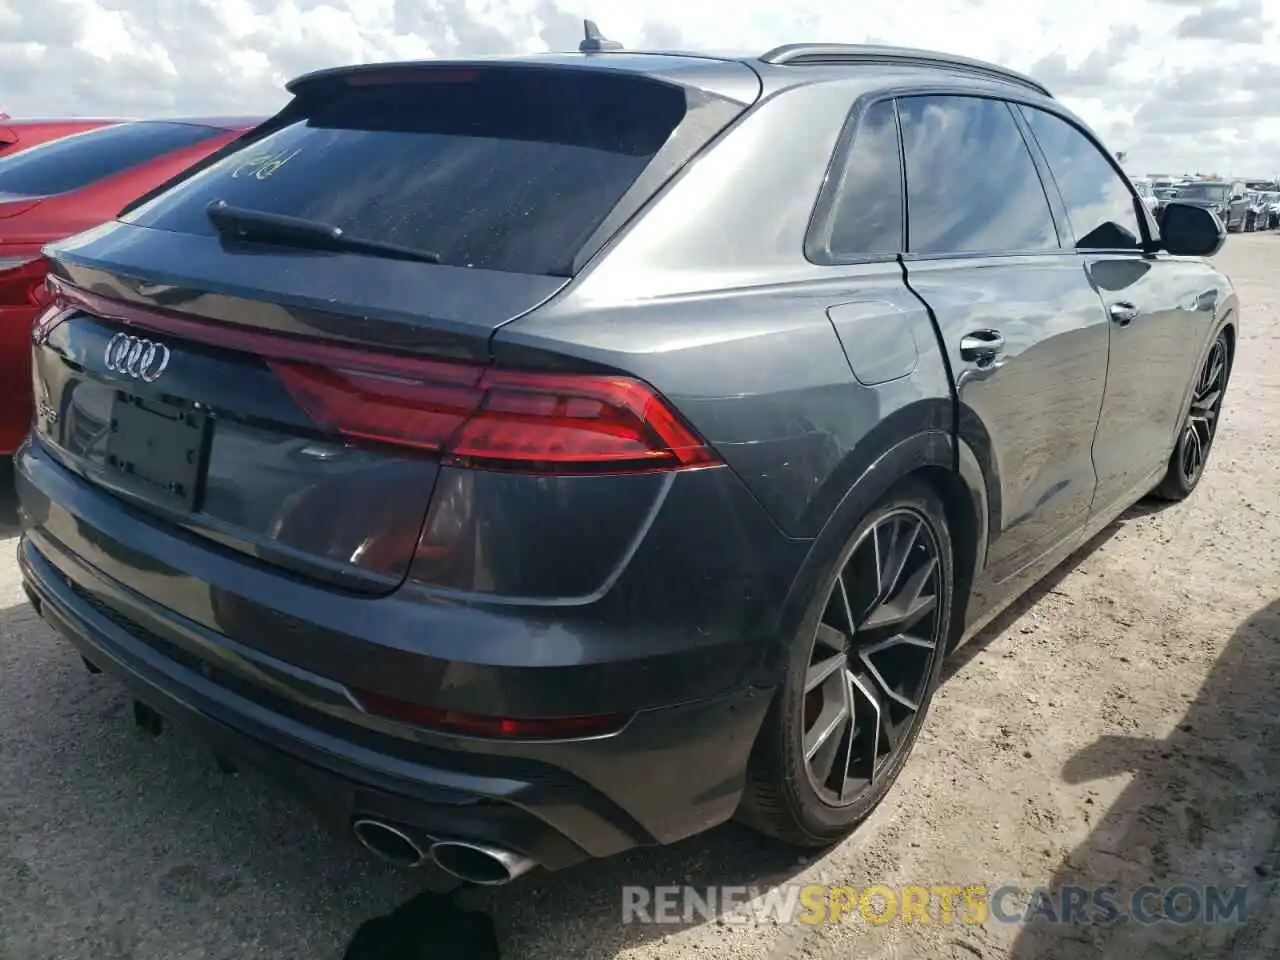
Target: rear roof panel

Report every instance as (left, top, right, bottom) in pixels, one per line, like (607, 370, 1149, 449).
(286, 43, 1046, 110)
(287, 53, 763, 106)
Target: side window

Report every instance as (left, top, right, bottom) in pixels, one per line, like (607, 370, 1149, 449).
(816, 100, 903, 259)
(897, 95, 1059, 256)
(1018, 106, 1143, 251)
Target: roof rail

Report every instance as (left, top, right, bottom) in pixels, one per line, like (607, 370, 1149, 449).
(757, 44, 1051, 97)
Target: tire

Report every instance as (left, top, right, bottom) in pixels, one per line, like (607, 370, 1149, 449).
(1152, 329, 1231, 501)
(737, 478, 953, 847)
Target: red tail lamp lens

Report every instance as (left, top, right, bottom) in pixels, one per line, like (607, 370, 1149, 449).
(353, 688, 628, 739)
(271, 358, 720, 473)
(0, 257, 50, 308)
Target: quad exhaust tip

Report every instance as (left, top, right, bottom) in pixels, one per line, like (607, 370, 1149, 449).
(429, 839, 536, 886)
(351, 819, 537, 885)
(352, 818, 429, 868)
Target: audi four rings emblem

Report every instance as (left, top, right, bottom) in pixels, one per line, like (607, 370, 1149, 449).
(104, 333, 171, 382)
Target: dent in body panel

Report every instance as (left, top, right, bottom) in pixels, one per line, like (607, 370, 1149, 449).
(904, 255, 1109, 584)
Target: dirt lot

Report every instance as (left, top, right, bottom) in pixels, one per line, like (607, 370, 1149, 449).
(1, 235, 1278, 960)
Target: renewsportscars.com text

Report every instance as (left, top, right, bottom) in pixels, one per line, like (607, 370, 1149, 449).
(621, 883, 1250, 927)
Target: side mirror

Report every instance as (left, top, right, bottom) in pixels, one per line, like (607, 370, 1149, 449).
(1158, 202, 1226, 257)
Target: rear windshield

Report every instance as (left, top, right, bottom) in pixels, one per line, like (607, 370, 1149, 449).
(124, 67, 690, 276)
(0, 122, 221, 197)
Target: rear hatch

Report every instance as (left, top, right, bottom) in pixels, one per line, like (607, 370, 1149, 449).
(34, 61, 753, 595)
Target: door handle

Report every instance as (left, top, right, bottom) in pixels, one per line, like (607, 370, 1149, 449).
(959, 329, 1004, 364)
(1109, 302, 1139, 326)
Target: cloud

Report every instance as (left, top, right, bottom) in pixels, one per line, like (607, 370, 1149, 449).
(1175, 0, 1269, 43)
(1, 0, 1278, 175)
(1026, 25, 1141, 98)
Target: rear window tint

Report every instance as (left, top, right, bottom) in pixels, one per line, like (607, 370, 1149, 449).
(0, 122, 221, 197)
(124, 68, 690, 276)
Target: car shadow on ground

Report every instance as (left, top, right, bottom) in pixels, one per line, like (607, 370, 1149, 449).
(1003, 596, 1280, 958)
(1, 470, 1230, 960)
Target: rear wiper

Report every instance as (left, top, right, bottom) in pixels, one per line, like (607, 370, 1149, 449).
(204, 200, 441, 264)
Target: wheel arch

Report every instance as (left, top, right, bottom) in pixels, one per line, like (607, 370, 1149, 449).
(1173, 307, 1236, 438)
(759, 430, 988, 685)
(1220, 311, 1236, 361)
(918, 439, 987, 651)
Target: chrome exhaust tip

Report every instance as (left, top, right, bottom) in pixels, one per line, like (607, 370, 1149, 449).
(429, 839, 537, 886)
(352, 818, 429, 868)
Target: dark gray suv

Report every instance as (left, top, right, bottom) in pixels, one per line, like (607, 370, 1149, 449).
(15, 36, 1236, 884)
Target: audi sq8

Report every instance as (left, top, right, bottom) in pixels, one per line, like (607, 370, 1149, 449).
(13, 38, 1235, 884)
(0, 117, 261, 455)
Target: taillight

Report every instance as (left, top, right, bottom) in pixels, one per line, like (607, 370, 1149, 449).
(270, 358, 721, 474)
(0, 257, 50, 308)
(46, 276, 722, 474)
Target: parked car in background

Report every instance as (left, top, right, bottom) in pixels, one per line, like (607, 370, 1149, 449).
(1244, 191, 1268, 231)
(1265, 193, 1280, 230)
(0, 117, 260, 454)
(0, 116, 121, 160)
(1153, 184, 1180, 210)
(1173, 179, 1248, 232)
(1130, 177, 1160, 215)
(13, 42, 1235, 884)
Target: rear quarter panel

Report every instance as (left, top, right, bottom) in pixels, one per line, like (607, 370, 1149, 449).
(493, 79, 956, 540)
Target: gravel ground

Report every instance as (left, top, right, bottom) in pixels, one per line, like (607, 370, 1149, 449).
(1, 234, 1278, 960)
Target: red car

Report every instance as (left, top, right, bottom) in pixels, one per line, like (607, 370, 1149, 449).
(0, 116, 122, 161)
(0, 117, 260, 453)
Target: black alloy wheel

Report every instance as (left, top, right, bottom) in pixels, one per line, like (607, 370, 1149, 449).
(800, 508, 944, 805)
(1154, 330, 1230, 501)
(739, 480, 952, 846)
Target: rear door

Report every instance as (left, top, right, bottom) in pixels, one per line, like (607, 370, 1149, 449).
(1017, 104, 1222, 517)
(895, 94, 1111, 593)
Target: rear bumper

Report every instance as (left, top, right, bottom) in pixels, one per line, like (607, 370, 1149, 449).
(19, 535, 772, 866)
(14, 439, 797, 865)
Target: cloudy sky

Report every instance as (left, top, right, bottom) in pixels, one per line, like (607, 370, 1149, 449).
(2, 0, 1277, 176)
